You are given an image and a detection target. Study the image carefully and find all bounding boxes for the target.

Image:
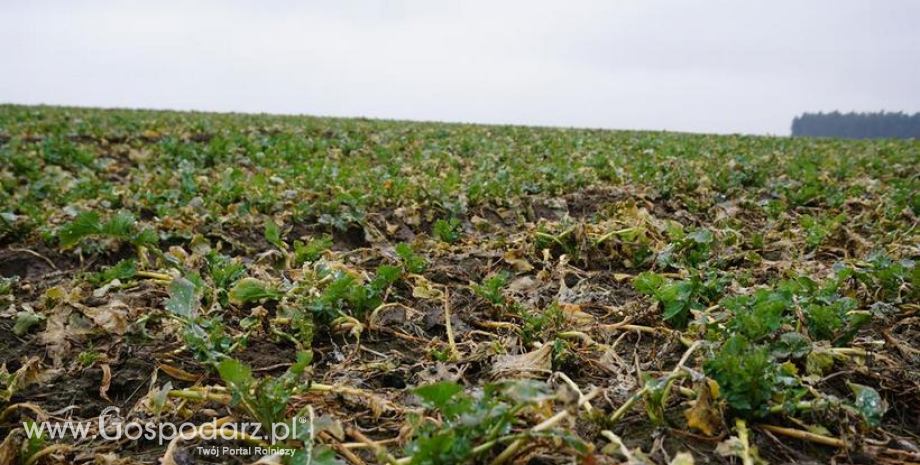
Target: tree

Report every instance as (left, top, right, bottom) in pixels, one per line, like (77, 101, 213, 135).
(791, 111, 920, 139)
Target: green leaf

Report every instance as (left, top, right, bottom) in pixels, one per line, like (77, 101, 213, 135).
(634, 271, 665, 295)
(98, 259, 137, 284)
(660, 280, 694, 326)
(290, 350, 314, 375)
(772, 332, 811, 359)
(503, 380, 552, 404)
(703, 335, 775, 416)
(687, 229, 713, 244)
(13, 310, 45, 336)
(265, 219, 285, 250)
(634, 273, 698, 328)
(59, 211, 103, 247)
(103, 211, 136, 238)
(293, 236, 333, 265)
(311, 446, 345, 465)
(206, 252, 246, 289)
(58, 210, 155, 248)
(433, 218, 461, 244)
(642, 374, 671, 423)
(148, 382, 172, 416)
(133, 227, 159, 246)
(0, 276, 16, 296)
(229, 277, 283, 305)
(165, 277, 200, 318)
(415, 381, 464, 412)
(726, 289, 791, 340)
(370, 264, 401, 292)
(19, 420, 46, 463)
(396, 243, 427, 274)
(217, 358, 254, 391)
(848, 382, 887, 428)
(472, 272, 509, 306)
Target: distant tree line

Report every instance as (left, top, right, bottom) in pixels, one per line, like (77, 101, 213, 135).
(791, 111, 920, 139)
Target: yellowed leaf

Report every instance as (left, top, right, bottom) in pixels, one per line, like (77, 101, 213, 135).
(411, 277, 444, 300)
(503, 250, 534, 272)
(708, 378, 720, 399)
(560, 303, 595, 327)
(44, 286, 68, 302)
(684, 380, 721, 436)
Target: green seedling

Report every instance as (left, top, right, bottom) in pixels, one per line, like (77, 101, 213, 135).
(473, 271, 509, 307)
(396, 242, 428, 274)
(433, 218, 461, 244)
(58, 210, 158, 249)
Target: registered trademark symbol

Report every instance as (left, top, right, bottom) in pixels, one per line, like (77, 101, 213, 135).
(298, 417, 307, 424)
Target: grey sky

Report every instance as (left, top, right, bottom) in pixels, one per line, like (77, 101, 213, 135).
(2, 0, 918, 135)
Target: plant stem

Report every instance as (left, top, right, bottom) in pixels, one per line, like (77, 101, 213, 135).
(609, 387, 646, 424)
(759, 424, 846, 448)
(490, 389, 598, 465)
(598, 323, 662, 334)
(609, 341, 698, 425)
(595, 227, 635, 245)
(347, 427, 403, 465)
(0, 402, 47, 423)
(557, 330, 609, 349)
(659, 341, 701, 409)
(826, 347, 867, 356)
(767, 399, 829, 414)
(25, 444, 73, 465)
(168, 389, 232, 404)
(137, 270, 171, 281)
(491, 410, 569, 465)
(736, 419, 754, 465)
(443, 289, 460, 361)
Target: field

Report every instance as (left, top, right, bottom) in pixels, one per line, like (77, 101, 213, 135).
(0, 104, 917, 465)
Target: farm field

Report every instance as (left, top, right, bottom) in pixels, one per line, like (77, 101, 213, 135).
(0, 104, 917, 464)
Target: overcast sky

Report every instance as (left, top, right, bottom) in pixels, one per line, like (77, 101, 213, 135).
(2, 0, 918, 135)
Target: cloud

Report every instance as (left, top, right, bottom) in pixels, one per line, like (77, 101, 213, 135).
(2, 0, 918, 134)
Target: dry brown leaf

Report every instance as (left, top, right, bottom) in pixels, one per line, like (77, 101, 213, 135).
(99, 363, 112, 402)
(0, 429, 23, 465)
(394, 206, 421, 226)
(417, 362, 467, 384)
(38, 307, 94, 366)
(94, 453, 138, 465)
(81, 300, 129, 335)
(503, 250, 534, 272)
(560, 303, 596, 328)
(0, 357, 53, 404)
(158, 364, 202, 382)
(12, 357, 49, 391)
(470, 215, 495, 232)
(491, 344, 553, 379)
(507, 276, 539, 294)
